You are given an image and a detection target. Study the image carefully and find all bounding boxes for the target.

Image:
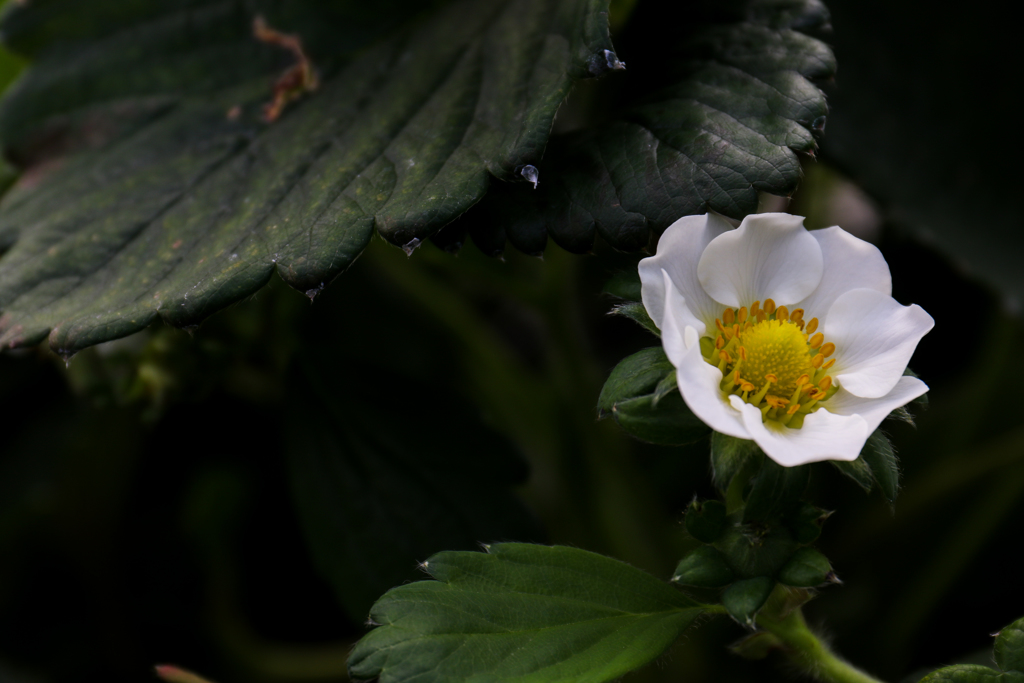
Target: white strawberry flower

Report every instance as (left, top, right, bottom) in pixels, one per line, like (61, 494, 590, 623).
(639, 212, 933, 467)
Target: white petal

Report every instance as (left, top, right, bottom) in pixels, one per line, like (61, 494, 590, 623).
(661, 282, 749, 438)
(640, 212, 733, 329)
(824, 376, 929, 434)
(825, 289, 934, 398)
(697, 213, 823, 308)
(794, 227, 892, 320)
(730, 396, 869, 466)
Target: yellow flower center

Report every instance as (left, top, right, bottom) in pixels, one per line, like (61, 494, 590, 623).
(699, 299, 839, 429)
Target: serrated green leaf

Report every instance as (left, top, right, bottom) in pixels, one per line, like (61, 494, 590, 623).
(349, 543, 705, 683)
(710, 432, 760, 492)
(469, 0, 835, 254)
(672, 545, 734, 588)
(996, 617, 1024, 673)
(861, 429, 900, 503)
(597, 346, 673, 415)
(743, 457, 809, 523)
(0, 0, 616, 354)
(684, 498, 726, 543)
(286, 364, 541, 620)
(611, 301, 660, 337)
(919, 665, 1024, 683)
(721, 576, 775, 626)
(777, 547, 832, 588)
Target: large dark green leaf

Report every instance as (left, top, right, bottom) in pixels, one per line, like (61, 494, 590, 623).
(0, 0, 615, 354)
(455, 0, 836, 255)
(286, 363, 542, 620)
(348, 543, 705, 683)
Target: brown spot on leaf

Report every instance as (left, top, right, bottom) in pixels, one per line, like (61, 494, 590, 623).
(253, 15, 319, 123)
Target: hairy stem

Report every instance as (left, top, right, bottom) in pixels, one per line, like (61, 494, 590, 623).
(756, 599, 885, 683)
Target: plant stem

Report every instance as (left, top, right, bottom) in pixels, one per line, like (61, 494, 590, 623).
(756, 601, 886, 683)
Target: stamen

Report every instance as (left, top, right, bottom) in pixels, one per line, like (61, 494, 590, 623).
(791, 308, 805, 323)
(795, 374, 810, 387)
(805, 318, 819, 334)
(820, 342, 836, 358)
(776, 305, 789, 321)
(787, 403, 801, 415)
(738, 347, 748, 361)
(723, 308, 736, 325)
(741, 381, 756, 393)
(809, 333, 824, 349)
(733, 369, 742, 386)
(763, 298, 776, 315)
(737, 307, 748, 323)
(812, 353, 824, 368)
(818, 376, 833, 391)
(756, 310, 766, 323)
(750, 376, 775, 405)
(750, 301, 761, 317)
(715, 336, 725, 349)
(764, 373, 778, 383)
(822, 358, 836, 370)
(715, 319, 727, 334)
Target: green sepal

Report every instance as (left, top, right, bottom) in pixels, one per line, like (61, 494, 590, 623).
(610, 302, 660, 337)
(784, 502, 832, 545)
(861, 429, 900, 503)
(777, 547, 835, 588)
(671, 546, 734, 588)
(995, 616, 1024, 673)
(730, 631, 784, 660)
(714, 519, 797, 580)
(651, 371, 678, 407)
(830, 456, 875, 493)
(722, 577, 775, 626)
(598, 347, 708, 445)
(742, 458, 810, 524)
(919, 665, 1024, 682)
(598, 347, 673, 416)
(684, 499, 727, 543)
(711, 433, 760, 493)
(612, 393, 709, 446)
(603, 270, 643, 302)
